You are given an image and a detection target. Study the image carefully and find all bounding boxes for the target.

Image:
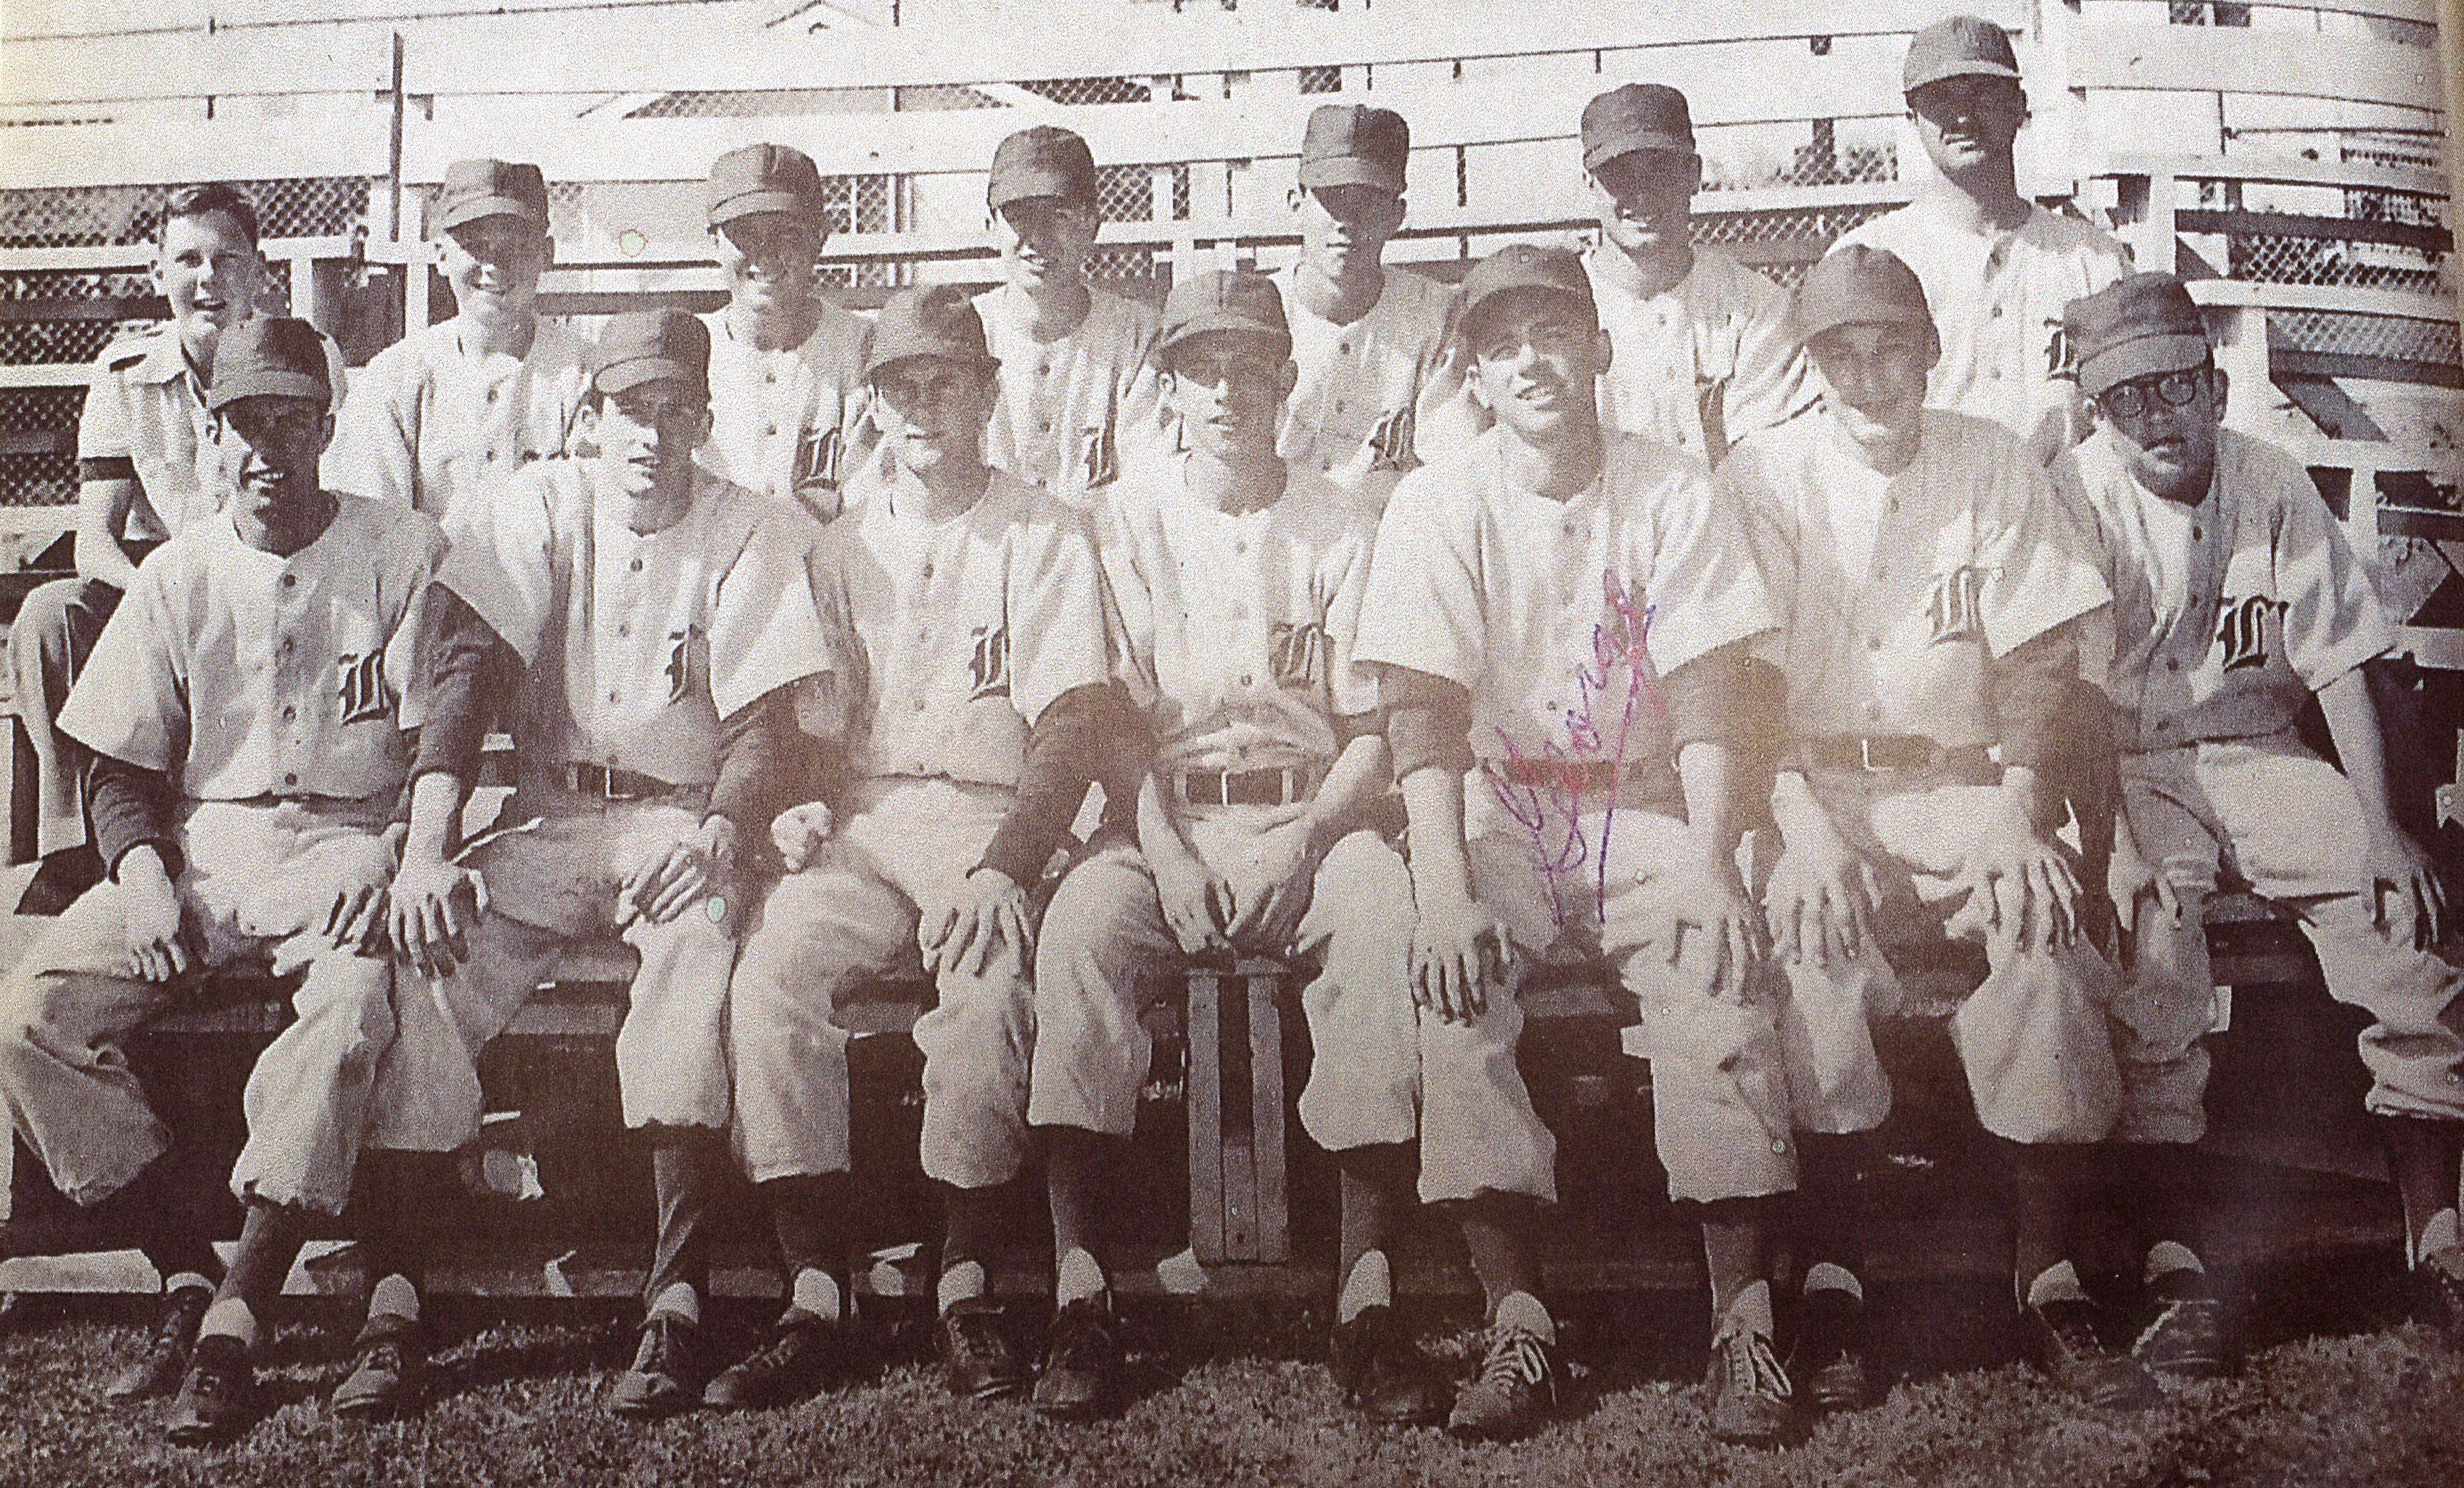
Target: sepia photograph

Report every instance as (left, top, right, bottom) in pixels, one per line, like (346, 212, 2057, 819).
(0, 1, 2460, 1482)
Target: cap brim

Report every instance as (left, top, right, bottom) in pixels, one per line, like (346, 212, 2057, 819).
(2078, 333, 2209, 397)
(1905, 59, 2024, 94)
(710, 189, 815, 226)
(207, 373, 328, 413)
(863, 349, 1001, 384)
(594, 358, 704, 397)
(989, 170, 1089, 212)
(1462, 282, 1596, 342)
(1298, 158, 1405, 195)
(1582, 131, 1694, 173)
(1157, 316, 1293, 363)
(437, 196, 550, 233)
(1795, 302, 1934, 347)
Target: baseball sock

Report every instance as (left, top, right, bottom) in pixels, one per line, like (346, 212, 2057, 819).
(939, 1181, 1006, 1313)
(351, 1149, 454, 1297)
(1335, 1249, 1393, 1327)
(218, 1200, 307, 1321)
(1796, 1131, 1872, 1280)
(761, 1173, 852, 1316)
(367, 1273, 422, 1328)
(1055, 1247, 1108, 1312)
(1452, 1193, 1546, 1326)
(1336, 1143, 1416, 1320)
(197, 1297, 260, 1352)
(1699, 1196, 1776, 1331)
(1044, 1126, 1121, 1298)
(645, 1131, 724, 1310)
(2121, 1141, 2206, 1269)
(110, 1153, 222, 1289)
(2376, 1115, 2464, 1266)
(2024, 1260, 2092, 1310)
(2005, 1140, 2092, 1310)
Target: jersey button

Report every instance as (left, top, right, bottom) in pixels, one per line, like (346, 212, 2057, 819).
(609, 690, 621, 704)
(1867, 637, 1883, 650)
(1038, 361, 1052, 376)
(2166, 658, 2180, 671)
(630, 558, 644, 572)
(2191, 526, 2203, 542)
(765, 423, 778, 437)
(1337, 339, 1353, 355)
(281, 706, 297, 722)
(618, 624, 631, 637)
(281, 574, 297, 588)
(284, 772, 298, 788)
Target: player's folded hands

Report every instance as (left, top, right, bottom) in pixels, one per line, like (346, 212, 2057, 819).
(1764, 821, 1877, 970)
(2104, 817, 2182, 957)
(390, 853, 489, 979)
(921, 867, 1031, 979)
(1223, 808, 1325, 954)
(622, 818, 738, 927)
(1149, 835, 1235, 958)
(1411, 896, 1512, 1025)
(1631, 856, 1764, 1004)
(770, 800, 837, 872)
(118, 848, 198, 984)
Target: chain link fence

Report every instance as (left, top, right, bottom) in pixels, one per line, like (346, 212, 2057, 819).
(2270, 308, 2461, 369)
(0, 388, 87, 508)
(0, 269, 156, 366)
(2228, 231, 2444, 294)
(0, 178, 371, 249)
(1094, 163, 1190, 225)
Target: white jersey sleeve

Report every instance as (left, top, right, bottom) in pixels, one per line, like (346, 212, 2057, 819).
(437, 459, 563, 665)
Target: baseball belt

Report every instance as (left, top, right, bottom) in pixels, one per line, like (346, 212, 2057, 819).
(1487, 757, 1623, 794)
(1174, 765, 1306, 808)
(1799, 735, 1990, 775)
(561, 761, 684, 801)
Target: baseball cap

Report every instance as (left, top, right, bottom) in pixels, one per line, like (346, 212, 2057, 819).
(1459, 244, 1598, 340)
(592, 310, 711, 397)
(865, 284, 998, 380)
(708, 143, 825, 228)
(1790, 244, 1934, 345)
(1298, 104, 1410, 196)
(1903, 15, 2023, 94)
(2064, 273, 2212, 397)
(434, 158, 551, 234)
(1581, 84, 1695, 173)
(206, 316, 330, 413)
(1157, 270, 1291, 363)
(987, 126, 1099, 212)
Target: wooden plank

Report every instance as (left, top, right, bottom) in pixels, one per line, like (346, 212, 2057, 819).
(1184, 964, 1224, 1265)
(2106, 152, 2451, 199)
(2064, 24, 2447, 110)
(1244, 965, 1288, 1266)
(2175, 208, 2453, 254)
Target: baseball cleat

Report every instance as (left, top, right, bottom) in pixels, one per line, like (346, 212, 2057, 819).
(1329, 1305, 1449, 1427)
(107, 1284, 212, 1403)
(163, 1334, 256, 1446)
(611, 1312, 704, 1418)
(1707, 1326, 1798, 1447)
(1031, 1297, 1121, 1421)
(1445, 1323, 1559, 1442)
(2023, 1297, 2159, 1410)
(2132, 1269, 2230, 1381)
(331, 1315, 429, 1419)
(1789, 1286, 1874, 1414)
(2410, 1247, 2464, 1353)
(703, 1306, 849, 1410)
(937, 1297, 1029, 1402)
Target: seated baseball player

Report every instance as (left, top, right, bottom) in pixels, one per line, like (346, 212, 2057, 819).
(2056, 272, 2464, 1363)
(362, 310, 831, 1420)
(326, 157, 590, 519)
(0, 317, 440, 1445)
(1719, 246, 2159, 1413)
(9, 183, 346, 915)
(699, 142, 874, 523)
(973, 125, 1162, 508)
(1024, 269, 1391, 1420)
(1339, 244, 1786, 1442)
(717, 286, 1121, 1410)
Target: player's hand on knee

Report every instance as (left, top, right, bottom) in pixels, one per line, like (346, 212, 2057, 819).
(1224, 810, 1324, 954)
(2366, 827, 2446, 948)
(1150, 838, 1234, 959)
(1961, 813, 2080, 954)
(633, 818, 737, 927)
(1652, 858, 1765, 1003)
(118, 850, 196, 983)
(324, 831, 402, 957)
(390, 853, 487, 979)
(1764, 827, 1874, 970)
(1411, 896, 1510, 1025)
(928, 867, 1031, 978)
(770, 801, 836, 873)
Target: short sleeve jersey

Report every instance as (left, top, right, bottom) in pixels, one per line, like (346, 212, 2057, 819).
(326, 317, 593, 520)
(1354, 429, 1776, 769)
(437, 460, 831, 787)
(60, 494, 442, 803)
(699, 303, 874, 524)
(2056, 425, 2393, 753)
(974, 284, 1163, 508)
(806, 463, 1111, 788)
(1832, 200, 2133, 465)
(1272, 264, 1468, 516)
(1583, 244, 1814, 464)
(1096, 452, 1377, 777)
(1723, 408, 2110, 747)
(77, 321, 349, 545)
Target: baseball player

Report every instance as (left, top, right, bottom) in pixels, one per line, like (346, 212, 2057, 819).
(1025, 270, 1395, 1421)
(1274, 104, 1479, 516)
(1345, 244, 1787, 1442)
(0, 318, 439, 1444)
(325, 158, 590, 518)
(714, 286, 1119, 1411)
(356, 310, 831, 1421)
(972, 125, 1163, 508)
(1720, 245, 2161, 1415)
(9, 183, 345, 914)
(1576, 84, 1815, 464)
(2054, 273, 2464, 1363)
(1830, 16, 2131, 465)
(699, 143, 874, 524)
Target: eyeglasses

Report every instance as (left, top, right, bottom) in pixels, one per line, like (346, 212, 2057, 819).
(2096, 369, 2208, 419)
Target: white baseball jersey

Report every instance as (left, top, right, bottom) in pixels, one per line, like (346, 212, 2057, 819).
(60, 494, 442, 802)
(1833, 200, 2133, 465)
(1723, 408, 2109, 745)
(1096, 452, 1377, 777)
(77, 321, 348, 544)
(974, 284, 1163, 508)
(2057, 425, 2394, 753)
(1273, 264, 1468, 516)
(1583, 244, 1814, 463)
(699, 303, 874, 524)
(326, 317, 593, 520)
(805, 462, 1111, 786)
(1355, 428, 1775, 769)
(437, 460, 831, 787)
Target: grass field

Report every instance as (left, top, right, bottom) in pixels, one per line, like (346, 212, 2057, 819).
(4, 1268, 2462, 1488)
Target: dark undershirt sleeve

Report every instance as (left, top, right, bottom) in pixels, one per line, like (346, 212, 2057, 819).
(411, 585, 513, 789)
(78, 456, 137, 484)
(1380, 665, 1475, 780)
(976, 682, 1130, 888)
(1994, 621, 2084, 774)
(90, 753, 181, 882)
(1663, 643, 1771, 753)
(709, 686, 814, 840)
(1332, 708, 1385, 748)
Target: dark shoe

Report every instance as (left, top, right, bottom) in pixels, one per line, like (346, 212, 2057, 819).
(2412, 1248, 2464, 1353)
(1445, 1323, 1558, 1441)
(1790, 1286, 1873, 1413)
(2133, 1269, 2229, 1381)
(703, 1307, 845, 1410)
(1031, 1297, 1120, 1420)
(164, 1334, 255, 1446)
(611, 1312, 702, 1418)
(2024, 1297, 2159, 1409)
(331, 1315, 429, 1419)
(1329, 1305, 1449, 1427)
(1707, 1327, 1797, 1446)
(107, 1284, 211, 1402)
(937, 1297, 1029, 1402)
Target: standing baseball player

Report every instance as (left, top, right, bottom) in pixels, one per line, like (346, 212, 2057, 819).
(699, 143, 874, 524)
(972, 125, 1163, 508)
(2055, 272, 2464, 1362)
(1721, 246, 2163, 1415)
(9, 183, 345, 914)
(1025, 270, 1394, 1420)
(1831, 16, 2131, 464)
(0, 318, 438, 1444)
(1576, 84, 1814, 464)
(356, 310, 830, 1420)
(326, 158, 590, 518)
(1274, 104, 1478, 516)
(1343, 244, 1787, 1442)
(715, 286, 1120, 1411)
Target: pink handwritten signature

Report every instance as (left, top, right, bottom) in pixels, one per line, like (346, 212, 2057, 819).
(1483, 571, 1665, 925)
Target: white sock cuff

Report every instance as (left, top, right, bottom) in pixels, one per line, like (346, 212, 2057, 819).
(197, 1297, 259, 1352)
(1493, 1290, 1555, 1346)
(647, 1281, 701, 1326)
(790, 1268, 845, 1323)
(2024, 1260, 2089, 1310)
(1715, 1279, 1776, 1342)
(368, 1273, 422, 1325)
(1055, 1247, 1108, 1311)
(2143, 1241, 2207, 1284)
(1804, 1262, 1864, 1304)
(2418, 1208, 2463, 1266)
(937, 1260, 988, 1315)
(160, 1271, 216, 1299)
(1336, 1249, 1394, 1326)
